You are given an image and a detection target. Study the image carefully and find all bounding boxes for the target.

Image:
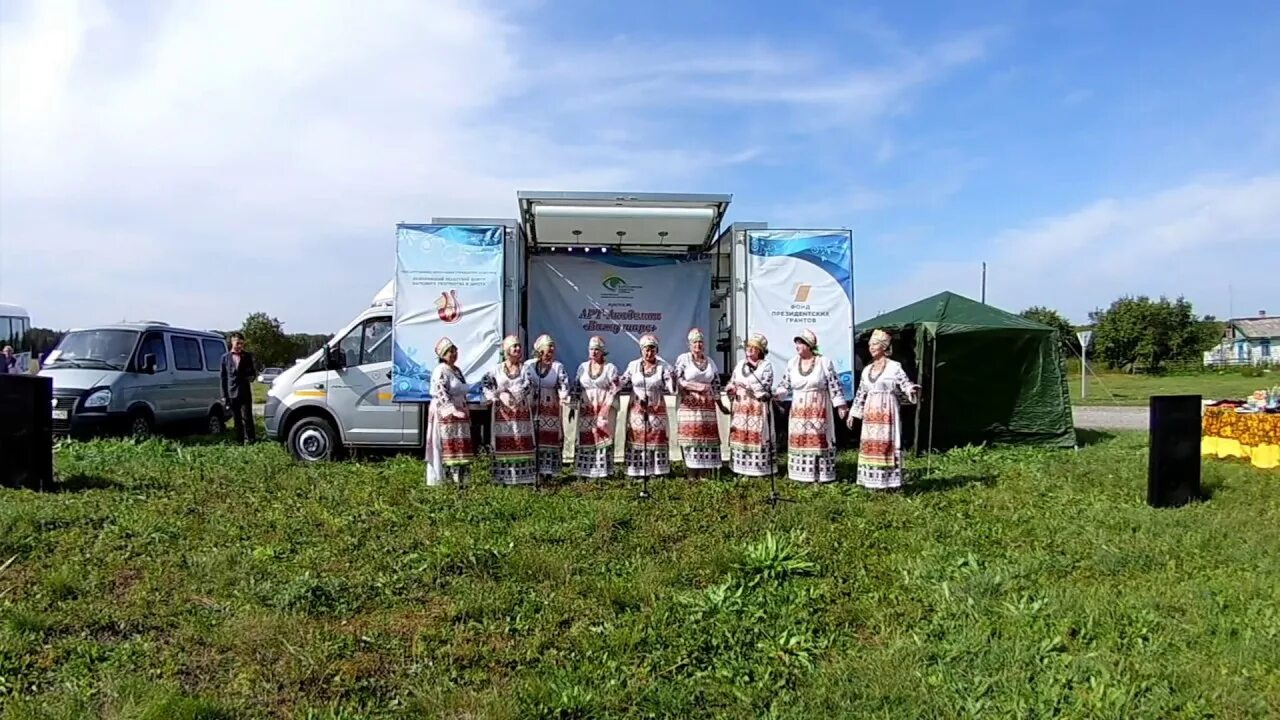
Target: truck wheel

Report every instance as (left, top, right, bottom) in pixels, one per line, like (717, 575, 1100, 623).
(129, 410, 154, 439)
(288, 416, 339, 462)
(206, 408, 226, 435)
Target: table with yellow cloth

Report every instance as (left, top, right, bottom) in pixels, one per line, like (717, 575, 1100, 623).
(1201, 406, 1280, 470)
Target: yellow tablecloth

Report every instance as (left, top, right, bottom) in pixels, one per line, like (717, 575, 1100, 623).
(1202, 407, 1279, 470)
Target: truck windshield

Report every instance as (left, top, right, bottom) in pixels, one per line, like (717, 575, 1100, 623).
(46, 329, 139, 371)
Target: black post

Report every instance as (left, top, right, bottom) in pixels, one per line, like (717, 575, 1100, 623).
(1147, 395, 1202, 508)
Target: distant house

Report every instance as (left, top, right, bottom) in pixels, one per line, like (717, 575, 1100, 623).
(1204, 311, 1278, 366)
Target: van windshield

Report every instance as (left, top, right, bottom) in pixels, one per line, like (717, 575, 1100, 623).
(46, 329, 138, 371)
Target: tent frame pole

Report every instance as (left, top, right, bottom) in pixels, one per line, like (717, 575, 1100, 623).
(925, 332, 939, 475)
(912, 330, 924, 457)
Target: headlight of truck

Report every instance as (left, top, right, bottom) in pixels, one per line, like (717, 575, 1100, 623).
(84, 389, 112, 409)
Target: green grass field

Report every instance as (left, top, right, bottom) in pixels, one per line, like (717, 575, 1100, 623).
(251, 383, 270, 405)
(3, 436, 1278, 718)
(1070, 370, 1273, 406)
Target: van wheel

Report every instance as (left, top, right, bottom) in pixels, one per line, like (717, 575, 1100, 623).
(288, 417, 339, 462)
(129, 410, 154, 439)
(206, 409, 226, 435)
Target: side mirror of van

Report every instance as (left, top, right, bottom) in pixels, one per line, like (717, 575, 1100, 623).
(324, 346, 347, 371)
(142, 354, 158, 374)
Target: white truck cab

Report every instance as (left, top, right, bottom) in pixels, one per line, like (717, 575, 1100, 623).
(264, 283, 425, 461)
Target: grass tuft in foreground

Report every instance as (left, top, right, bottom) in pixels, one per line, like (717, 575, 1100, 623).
(1, 433, 1278, 718)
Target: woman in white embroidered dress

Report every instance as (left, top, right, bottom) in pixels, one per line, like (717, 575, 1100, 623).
(774, 329, 848, 484)
(481, 335, 536, 486)
(571, 336, 620, 479)
(424, 337, 474, 486)
(619, 334, 676, 478)
(523, 334, 570, 480)
(849, 329, 919, 490)
(674, 328, 724, 477)
(727, 333, 776, 478)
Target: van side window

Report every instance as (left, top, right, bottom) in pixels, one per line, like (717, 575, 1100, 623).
(363, 318, 392, 365)
(202, 339, 227, 372)
(172, 336, 204, 371)
(138, 332, 168, 373)
(334, 317, 393, 367)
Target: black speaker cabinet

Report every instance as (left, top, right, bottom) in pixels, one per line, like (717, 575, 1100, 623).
(1147, 395, 1202, 508)
(0, 374, 54, 491)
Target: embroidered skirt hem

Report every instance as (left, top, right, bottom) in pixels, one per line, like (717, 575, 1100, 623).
(574, 447, 614, 478)
(857, 463, 904, 489)
(731, 447, 775, 477)
(786, 448, 837, 483)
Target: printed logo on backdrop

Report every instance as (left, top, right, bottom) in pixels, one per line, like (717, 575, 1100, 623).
(435, 290, 462, 324)
(601, 274, 640, 298)
(393, 225, 505, 403)
(770, 282, 835, 326)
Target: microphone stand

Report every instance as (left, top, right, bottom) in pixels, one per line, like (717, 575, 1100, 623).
(763, 395, 792, 507)
(532, 399, 541, 493)
(637, 368, 653, 500)
(744, 361, 791, 508)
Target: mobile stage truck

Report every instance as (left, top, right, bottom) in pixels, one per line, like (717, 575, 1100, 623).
(265, 192, 855, 463)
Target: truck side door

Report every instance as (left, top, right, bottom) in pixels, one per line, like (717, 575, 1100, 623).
(327, 316, 408, 446)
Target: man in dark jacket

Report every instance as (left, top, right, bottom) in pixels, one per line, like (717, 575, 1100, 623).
(220, 333, 258, 444)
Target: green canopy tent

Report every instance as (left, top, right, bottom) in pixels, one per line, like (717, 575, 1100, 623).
(855, 291, 1075, 452)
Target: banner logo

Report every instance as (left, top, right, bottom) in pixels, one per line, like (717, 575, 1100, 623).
(602, 274, 640, 297)
(793, 283, 812, 303)
(435, 290, 462, 324)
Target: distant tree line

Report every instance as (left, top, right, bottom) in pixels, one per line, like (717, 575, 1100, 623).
(1020, 295, 1223, 373)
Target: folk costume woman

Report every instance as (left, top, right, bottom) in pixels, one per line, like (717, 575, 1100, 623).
(850, 329, 919, 490)
(727, 333, 776, 478)
(480, 335, 536, 486)
(619, 334, 676, 478)
(523, 334, 570, 479)
(674, 328, 724, 476)
(424, 337, 474, 486)
(774, 329, 848, 483)
(571, 336, 620, 479)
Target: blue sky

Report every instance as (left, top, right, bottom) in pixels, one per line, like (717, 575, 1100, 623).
(2, 0, 1277, 332)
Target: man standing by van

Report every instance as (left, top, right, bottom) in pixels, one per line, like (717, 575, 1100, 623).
(220, 333, 258, 444)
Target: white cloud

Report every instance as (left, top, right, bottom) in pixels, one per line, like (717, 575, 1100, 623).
(0, 0, 991, 332)
(868, 175, 1280, 323)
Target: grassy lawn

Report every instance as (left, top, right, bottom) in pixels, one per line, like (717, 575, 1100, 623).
(251, 382, 270, 405)
(2, 436, 1278, 718)
(1070, 369, 1274, 406)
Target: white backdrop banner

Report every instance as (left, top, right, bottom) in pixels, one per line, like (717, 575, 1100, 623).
(745, 230, 855, 397)
(527, 254, 711, 362)
(392, 224, 504, 403)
